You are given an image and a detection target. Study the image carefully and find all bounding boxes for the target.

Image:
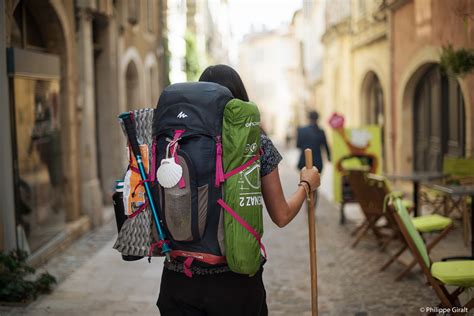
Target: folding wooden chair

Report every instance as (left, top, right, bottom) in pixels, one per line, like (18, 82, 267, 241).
(390, 197, 474, 311)
(346, 169, 393, 248)
(365, 174, 454, 281)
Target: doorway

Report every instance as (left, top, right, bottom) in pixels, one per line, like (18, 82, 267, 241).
(413, 64, 466, 172)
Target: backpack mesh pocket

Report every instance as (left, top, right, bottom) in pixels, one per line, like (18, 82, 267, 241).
(164, 155, 193, 241)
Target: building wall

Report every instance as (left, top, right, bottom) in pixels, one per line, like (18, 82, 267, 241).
(238, 30, 301, 142)
(1, 0, 168, 255)
(320, 0, 391, 170)
(320, 20, 353, 133)
(391, 0, 474, 173)
(2, 0, 83, 254)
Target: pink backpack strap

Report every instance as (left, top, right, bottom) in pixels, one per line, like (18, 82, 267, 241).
(215, 136, 225, 187)
(217, 199, 267, 258)
(224, 153, 261, 180)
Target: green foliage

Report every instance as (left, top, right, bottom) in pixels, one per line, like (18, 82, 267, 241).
(440, 44, 474, 77)
(0, 250, 56, 303)
(185, 31, 201, 81)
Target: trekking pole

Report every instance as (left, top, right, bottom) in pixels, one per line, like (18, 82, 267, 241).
(305, 148, 318, 316)
(119, 112, 171, 261)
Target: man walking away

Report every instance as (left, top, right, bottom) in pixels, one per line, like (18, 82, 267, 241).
(296, 111, 331, 173)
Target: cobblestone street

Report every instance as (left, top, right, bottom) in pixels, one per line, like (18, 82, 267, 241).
(1, 148, 471, 316)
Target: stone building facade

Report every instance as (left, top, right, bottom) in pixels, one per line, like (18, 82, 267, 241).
(387, 0, 474, 174)
(320, 0, 390, 169)
(319, 0, 474, 174)
(0, 0, 168, 264)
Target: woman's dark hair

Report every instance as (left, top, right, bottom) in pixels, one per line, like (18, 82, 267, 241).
(199, 64, 250, 102)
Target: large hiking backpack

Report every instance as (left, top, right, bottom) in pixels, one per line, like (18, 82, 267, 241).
(113, 82, 265, 276)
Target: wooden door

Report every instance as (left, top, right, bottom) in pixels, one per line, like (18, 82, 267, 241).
(413, 65, 466, 172)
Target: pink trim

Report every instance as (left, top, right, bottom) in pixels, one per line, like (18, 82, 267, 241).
(128, 200, 149, 219)
(170, 250, 227, 265)
(183, 257, 194, 278)
(224, 153, 260, 180)
(217, 199, 267, 258)
(215, 136, 225, 187)
(171, 130, 185, 188)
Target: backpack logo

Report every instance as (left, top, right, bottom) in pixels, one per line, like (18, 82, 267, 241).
(177, 111, 188, 119)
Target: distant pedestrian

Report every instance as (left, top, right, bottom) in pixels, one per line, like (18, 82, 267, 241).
(296, 111, 331, 173)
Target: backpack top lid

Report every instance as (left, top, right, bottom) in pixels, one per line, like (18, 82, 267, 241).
(154, 82, 234, 137)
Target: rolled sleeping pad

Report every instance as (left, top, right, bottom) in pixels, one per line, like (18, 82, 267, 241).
(112, 180, 144, 261)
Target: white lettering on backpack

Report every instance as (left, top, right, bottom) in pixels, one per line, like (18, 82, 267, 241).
(245, 121, 260, 128)
(177, 111, 188, 119)
(239, 196, 263, 207)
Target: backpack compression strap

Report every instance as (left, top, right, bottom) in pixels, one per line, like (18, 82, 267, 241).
(223, 150, 262, 180)
(217, 199, 267, 259)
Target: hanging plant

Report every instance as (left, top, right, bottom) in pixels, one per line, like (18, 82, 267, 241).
(440, 44, 474, 77)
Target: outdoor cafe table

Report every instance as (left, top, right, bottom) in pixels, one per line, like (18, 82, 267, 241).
(425, 184, 474, 259)
(383, 172, 445, 217)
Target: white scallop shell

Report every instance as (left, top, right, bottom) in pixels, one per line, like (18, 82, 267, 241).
(156, 158, 183, 188)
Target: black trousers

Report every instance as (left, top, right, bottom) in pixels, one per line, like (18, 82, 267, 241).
(157, 267, 268, 316)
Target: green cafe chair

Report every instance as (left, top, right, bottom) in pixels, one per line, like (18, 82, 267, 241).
(421, 156, 474, 246)
(362, 175, 453, 281)
(390, 197, 474, 310)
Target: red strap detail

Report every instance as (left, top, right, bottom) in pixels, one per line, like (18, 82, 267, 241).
(130, 166, 140, 174)
(128, 200, 149, 218)
(224, 153, 261, 180)
(217, 199, 267, 258)
(183, 257, 194, 278)
(131, 179, 149, 197)
(169, 250, 227, 265)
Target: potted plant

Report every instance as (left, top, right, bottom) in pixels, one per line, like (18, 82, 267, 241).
(0, 250, 56, 306)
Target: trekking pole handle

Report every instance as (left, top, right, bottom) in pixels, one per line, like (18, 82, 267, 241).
(305, 149, 313, 169)
(119, 112, 141, 157)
